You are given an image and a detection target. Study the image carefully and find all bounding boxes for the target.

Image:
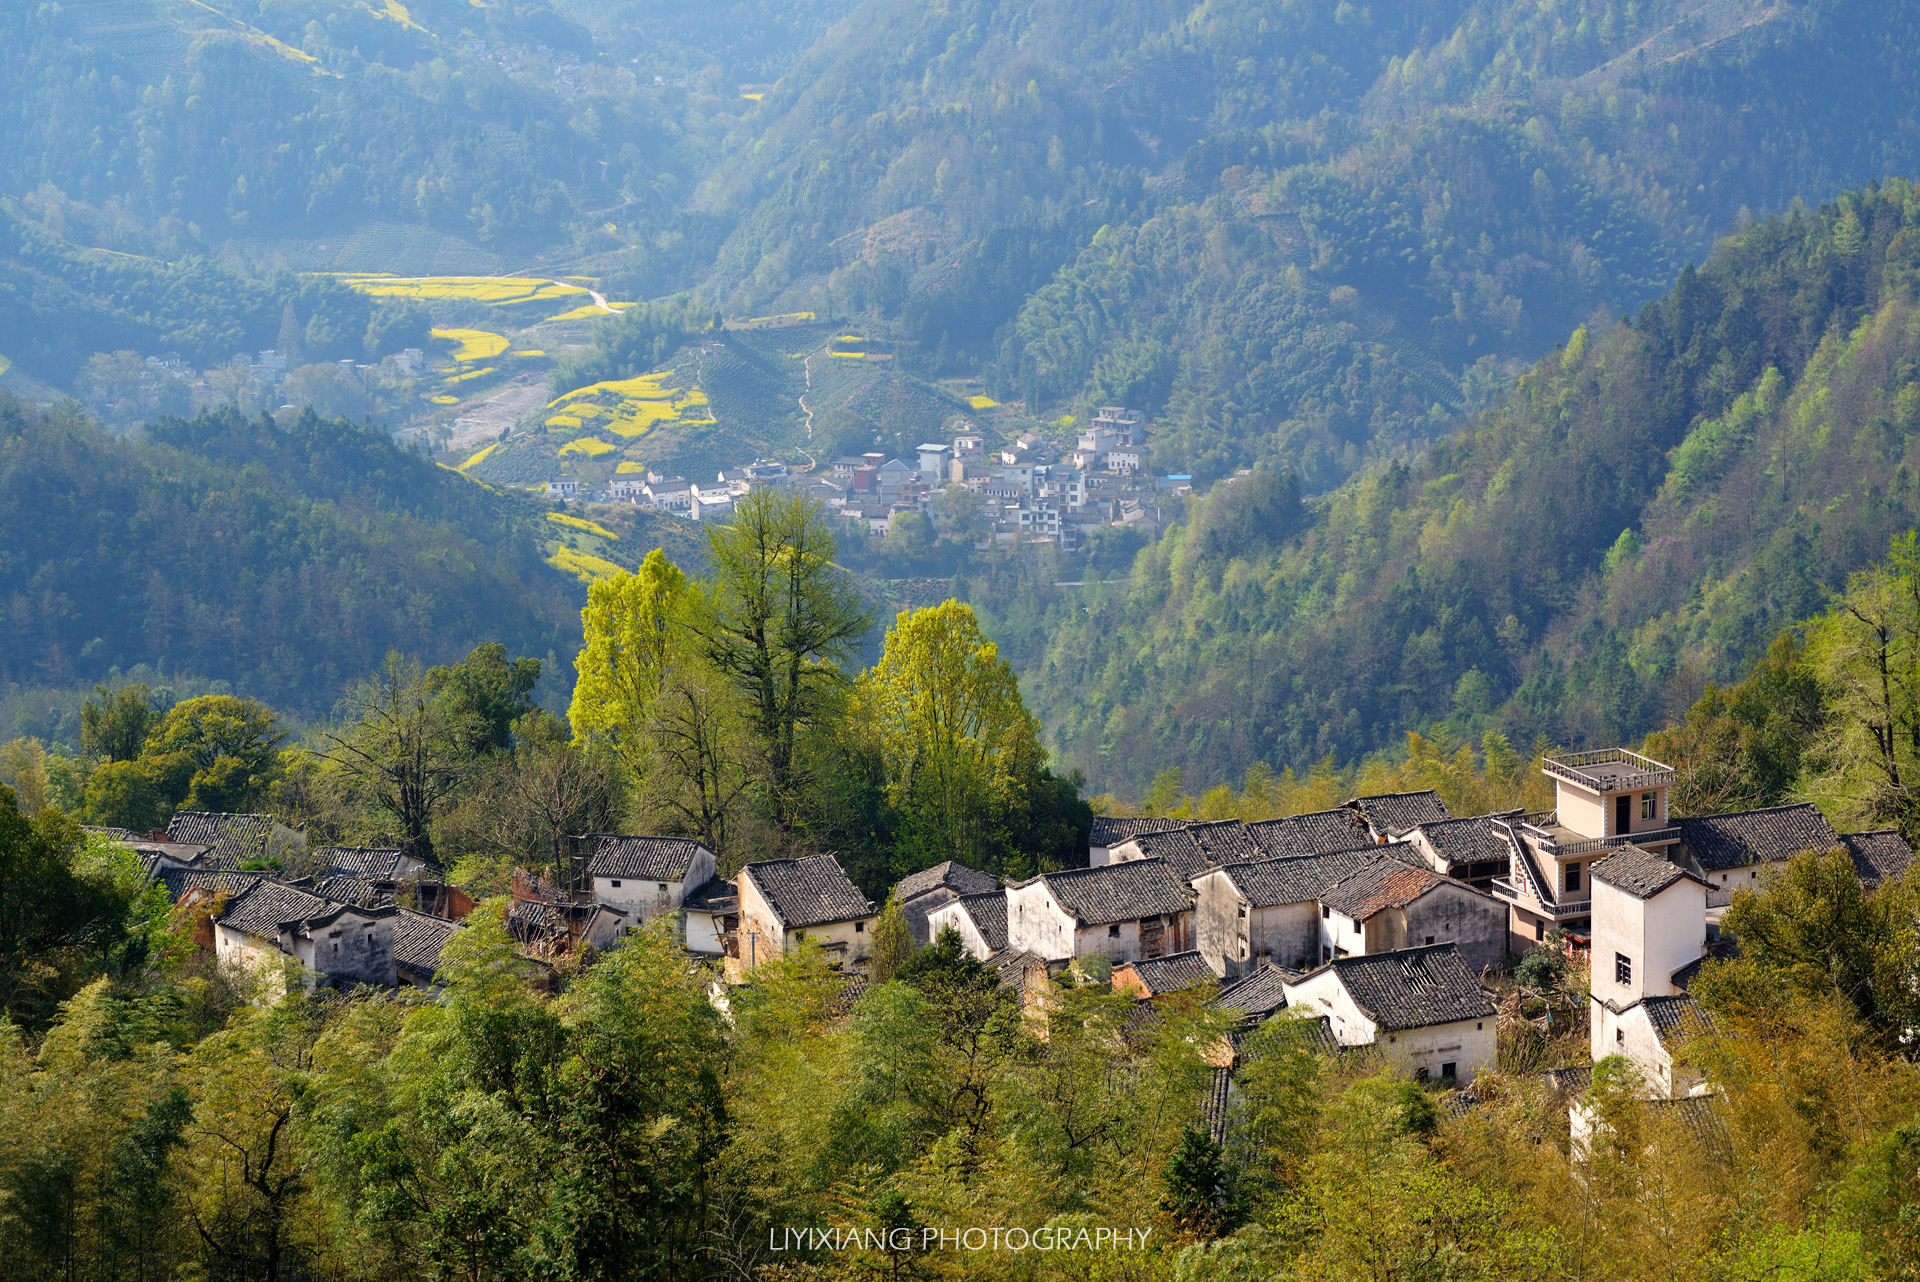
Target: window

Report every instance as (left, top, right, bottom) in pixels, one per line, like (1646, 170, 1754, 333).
(855, 921, 864, 933)
(1615, 952, 1632, 985)
(1476, 1022, 1483, 1030)
(1237, 905, 1247, 918)
(610, 879, 622, 888)
(1440, 1062, 1457, 1081)
(1425, 935, 1435, 945)
(1641, 792, 1656, 820)
(1616, 1028, 1625, 1045)
(1415, 1067, 1430, 1083)
(1534, 920, 1545, 941)
(1565, 863, 1581, 892)
(1322, 905, 1331, 920)
(658, 882, 668, 892)
(1109, 923, 1121, 937)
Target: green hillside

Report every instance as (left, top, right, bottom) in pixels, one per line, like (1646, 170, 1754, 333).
(700, 0, 1920, 484)
(0, 394, 693, 713)
(1015, 181, 1920, 795)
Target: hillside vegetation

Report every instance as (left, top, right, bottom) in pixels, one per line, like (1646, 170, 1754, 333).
(1020, 182, 1920, 795)
(0, 395, 595, 710)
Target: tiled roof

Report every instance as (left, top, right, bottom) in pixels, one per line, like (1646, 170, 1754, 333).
(507, 899, 568, 946)
(1318, 944, 1494, 1032)
(1121, 951, 1215, 995)
(1675, 804, 1841, 872)
(892, 859, 999, 903)
(1590, 846, 1696, 898)
(129, 840, 215, 867)
(984, 947, 1050, 992)
(1180, 820, 1269, 864)
(1038, 859, 1193, 924)
(1090, 816, 1184, 848)
(394, 910, 459, 978)
(159, 868, 267, 903)
(1208, 858, 1325, 908)
(586, 835, 710, 881)
(949, 892, 1008, 950)
(1318, 861, 1452, 919)
(1120, 829, 1214, 882)
(1670, 937, 1740, 990)
(1543, 1065, 1593, 1096)
(314, 847, 414, 880)
(218, 880, 344, 940)
(682, 875, 737, 913)
(165, 812, 276, 863)
(1641, 994, 1711, 1047)
(1349, 790, 1452, 839)
(1842, 830, 1914, 888)
(1214, 965, 1294, 1020)
(84, 826, 135, 840)
(742, 855, 874, 928)
(312, 874, 393, 908)
(1202, 1065, 1233, 1145)
(1247, 809, 1371, 857)
(1406, 814, 1518, 868)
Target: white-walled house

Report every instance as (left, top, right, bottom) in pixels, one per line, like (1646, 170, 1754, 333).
(681, 876, 737, 955)
(1587, 844, 1713, 1088)
(1315, 859, 1509, 974)
(584, 835, 717, 926)
(924, 892, 1008, 960)
(214, 880, 397, 989)
(1004, 859, 1194, 964)
(1671, 804, 1842, 906)
(735, 855, 877, 974)
(1088, 816, 1184, 867)
(891, 860, 1000, 944)
(1280, 944, 1496, 1084)
(1190, 858, 1325, 978)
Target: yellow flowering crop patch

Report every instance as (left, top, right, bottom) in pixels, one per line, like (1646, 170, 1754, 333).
(546, 304, 617, 322)
(548, 546, 626, 583)
(547, 511, 618, 539)
(546, 372, 712, 438)
(446, 365, 497, 384)
(968, 395, 999, 410)
(432, 328, 510, 362)
(546, 414, 582, 429)
(560, 437, 617, 457)
(338, 276, 590, 306)
(431, 394, 458, 405)
(830, 351, 865, 359)
(516, 349, 546, 357)
(459, 443, 496, 471)
(615, 461, 645, 474)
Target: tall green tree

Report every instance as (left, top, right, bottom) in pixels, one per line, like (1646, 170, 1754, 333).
(694, 490, 869, 823)
(429, 643, 542, 758)
(319, 653, 476, 865)
(80, 683, 157, 765)
(569, 548, 690, 781)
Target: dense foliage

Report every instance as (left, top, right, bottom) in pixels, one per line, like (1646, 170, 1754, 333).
(1016, 182, 1920, 795)
(0, 396, 579, 711)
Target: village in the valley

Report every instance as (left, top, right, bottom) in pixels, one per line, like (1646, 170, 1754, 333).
(114, 746, 1912, 1154)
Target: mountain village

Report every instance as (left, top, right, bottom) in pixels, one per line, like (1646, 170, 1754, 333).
(108, 746, 1912, 1156)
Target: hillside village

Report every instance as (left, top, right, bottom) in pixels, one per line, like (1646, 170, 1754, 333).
(113, 744, 1913, 1150)
(557, 405, 1173, 550)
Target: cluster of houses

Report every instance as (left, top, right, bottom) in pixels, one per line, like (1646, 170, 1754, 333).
(552, 407, 1169, 550)
(113, 746, 1911, 1153)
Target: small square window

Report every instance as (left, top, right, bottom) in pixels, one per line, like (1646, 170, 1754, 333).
(1615, 952, 1632, 985)
(1322, 905, 1331, 920)
(855, 921, 864, 933)
(1108, 922, 1121, 937)
(1641, 792, 1656, 820)
(1425, 935, 1435, 945)
(1440, 1062, 1457, 1081)
(658, 882, 668, 892)
(610, 879, 622, 888)
(1415, 1066, 1430, 1082)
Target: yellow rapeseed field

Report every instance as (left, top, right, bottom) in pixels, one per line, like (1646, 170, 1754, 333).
(548, 546, 627, 583)
(547, 511, 618, 539)
(340, 276, 589, 306)
(432, 328, 510, 361)
(445, 365, 496, 384)
(430, 394, 458, 405)
(968, 395, 999, 410)
(459, 443, 496, 471)
(615, 461, 646, 474)
(559, 437, 616, 457)
(545, 371, 714, 438)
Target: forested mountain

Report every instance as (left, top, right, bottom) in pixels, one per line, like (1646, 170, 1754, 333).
(0, 395, 602, 710)
(1016, 182, 1920, 796)
(704, 0, 1920, 483)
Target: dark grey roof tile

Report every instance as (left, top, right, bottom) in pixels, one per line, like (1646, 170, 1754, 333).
(1119, 950, 1214, 995)
(1348, 791, 1452, 839)
(1590, 846, 1698, 898)
(165, 812, 275, 863)
(585, 835, 711, 881)
(1038, 859, 1192, 924)
(743, 855, 874, 928)
(893, 859, 999, 903)
(1316, 944, 1494, 1031)
(1090, 816, 1184, 847)
(1247, 809, 1371, 857)
(1675, 804, 1841, 872)
(1842, 830, 1914, 888)
(948, 892, 1008, 950)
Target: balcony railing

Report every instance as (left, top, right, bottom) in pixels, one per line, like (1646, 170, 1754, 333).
(1541, 747, 1675, 793)
(1551, 827, 1680, 857)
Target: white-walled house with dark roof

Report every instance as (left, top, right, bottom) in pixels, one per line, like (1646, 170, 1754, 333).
(1279, 944, 1496, 1083)
(581, 835, 717, 926)
(1587, 844, 1715, 1095)
(924, 892, 1008, 959)
(735, 855, 876, 974)
(1004, 860, 1194, 964)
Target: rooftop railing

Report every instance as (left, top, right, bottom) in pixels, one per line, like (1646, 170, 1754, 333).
(1541, 747, 1676, 793)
